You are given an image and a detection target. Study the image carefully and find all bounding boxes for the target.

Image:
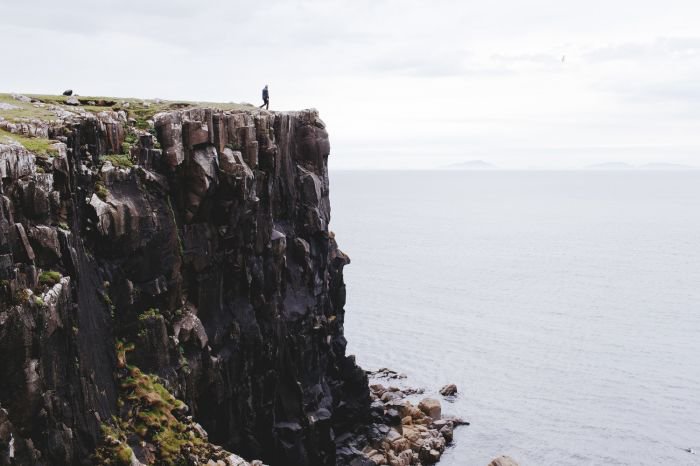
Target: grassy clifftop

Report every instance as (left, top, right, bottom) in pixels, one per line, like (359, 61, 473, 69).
(0, 92, 253, 123)
(0, 92, 255, 157)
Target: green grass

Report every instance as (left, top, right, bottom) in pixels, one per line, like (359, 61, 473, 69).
(0, 93, 61, 121)
(95, 181, 108, 200)
(101, 154, 134, 169)
(14, 288, 32, 304)
(94, 424, 134, 466)
(38, 270, 62, 286)
(95, 342, 209, 465)
(138, 308, 161, 321)
(1, 92, 254, 123)
(0, 128, 58, 157)
(124, 132, 138, 145)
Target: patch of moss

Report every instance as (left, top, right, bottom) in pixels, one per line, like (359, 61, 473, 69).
(137, 308, 163, 340)
(115, 444, 133, 464)
(95, 342, 209, 465)
(101, 154, 134, 169)
(124, 132, 138, 145)
(122, 368, 194, 463)
(0, 93, 62, 122)
(14, 288, 32, 304)
(94, 423, 134, 466)
(38, 270, 61, 286)
(121, 142, 132, 154)
(138, 308, 161, 321)
(95, 181, 108, 200)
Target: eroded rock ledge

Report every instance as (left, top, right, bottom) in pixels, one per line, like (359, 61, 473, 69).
(0, 103, 370, 465)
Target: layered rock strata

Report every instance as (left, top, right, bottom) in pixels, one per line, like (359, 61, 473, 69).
(0, 103, 369, 466)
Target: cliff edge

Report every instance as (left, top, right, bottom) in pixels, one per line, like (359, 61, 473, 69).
(0, 95, 370, 465)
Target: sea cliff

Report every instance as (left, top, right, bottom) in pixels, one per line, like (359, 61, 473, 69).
(0, 95, 369, 465)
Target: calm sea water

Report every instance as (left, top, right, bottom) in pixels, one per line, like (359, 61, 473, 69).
(329, 170, 700, 466)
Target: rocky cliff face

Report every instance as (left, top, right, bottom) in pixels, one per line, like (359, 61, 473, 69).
(0, 102, 369, 466)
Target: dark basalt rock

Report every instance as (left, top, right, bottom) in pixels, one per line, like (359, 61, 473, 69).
(0, 107, 370, 465)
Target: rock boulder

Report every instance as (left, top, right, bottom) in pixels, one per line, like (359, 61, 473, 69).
(417, 398, 442, 420)
(488, 455, 520, 466)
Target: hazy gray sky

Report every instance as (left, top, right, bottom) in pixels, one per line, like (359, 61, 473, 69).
(2, 0, 699, 168)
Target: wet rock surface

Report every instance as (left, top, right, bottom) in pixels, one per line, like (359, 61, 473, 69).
(0, 105, 370, 465)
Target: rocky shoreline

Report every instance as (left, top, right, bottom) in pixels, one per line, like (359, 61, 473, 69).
(332, 368, 468, 466)
(350, 370, 518, 466)
(364, 383, 467, 465)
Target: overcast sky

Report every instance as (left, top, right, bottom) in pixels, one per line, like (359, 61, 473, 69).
(2, 0, 700, 169)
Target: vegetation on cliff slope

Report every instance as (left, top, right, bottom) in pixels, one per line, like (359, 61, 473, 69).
(0, 128, 59, 156)
(101, 154, 134, 169)
(94, 340, 210, 466)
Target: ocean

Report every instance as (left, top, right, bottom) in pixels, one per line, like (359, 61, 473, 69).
(329, 170, 700, 466)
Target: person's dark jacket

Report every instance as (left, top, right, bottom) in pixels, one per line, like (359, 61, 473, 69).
(262, 88, 269, 100)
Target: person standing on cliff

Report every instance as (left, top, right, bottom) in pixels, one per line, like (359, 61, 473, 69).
(259, 85, 269, 110)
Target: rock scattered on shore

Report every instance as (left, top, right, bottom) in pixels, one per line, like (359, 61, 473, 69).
(369, 368, 408, 380)
(488, 455, 520, 466)
(417, 398, 441, 420)
(439, 384, 458, 397)
(359, 383, 469, 465)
